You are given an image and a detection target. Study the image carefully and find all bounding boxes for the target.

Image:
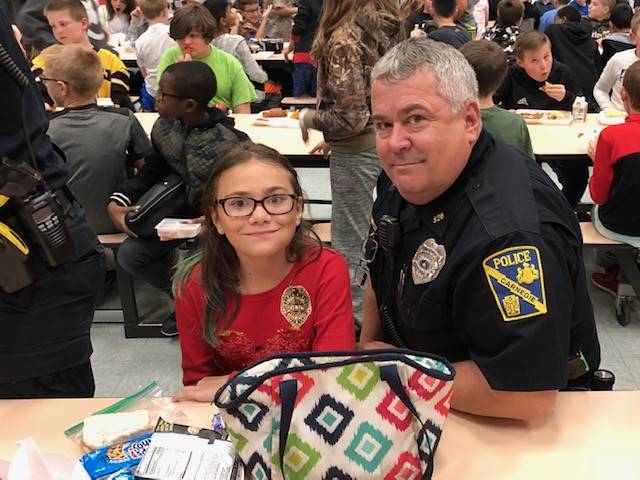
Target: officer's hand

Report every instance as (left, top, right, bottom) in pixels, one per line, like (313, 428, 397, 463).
(543, 83, 566, 102)
(107, 202, 139, 238)
(359, 341, 396, 350)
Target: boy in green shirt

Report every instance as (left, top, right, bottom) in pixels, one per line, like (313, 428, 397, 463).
(157, 3, 256, 112)
(461, 39, 534, 158)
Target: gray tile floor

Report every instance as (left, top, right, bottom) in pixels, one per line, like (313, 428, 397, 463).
(90, 246, 640, 397)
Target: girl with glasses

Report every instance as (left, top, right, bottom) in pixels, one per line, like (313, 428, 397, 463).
(173, 143, 356, 402)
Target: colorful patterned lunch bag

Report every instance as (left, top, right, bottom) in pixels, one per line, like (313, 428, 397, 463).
(214, 349, 456, 480)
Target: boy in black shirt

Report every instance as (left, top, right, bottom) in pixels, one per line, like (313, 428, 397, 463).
(495, 30, 582, 110)
(428, 0, 470, 47)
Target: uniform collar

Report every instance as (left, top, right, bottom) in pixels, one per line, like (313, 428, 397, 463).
(410, 129, 492, 238)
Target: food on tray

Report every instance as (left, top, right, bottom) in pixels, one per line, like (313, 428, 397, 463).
(520, 111, 544, 120)
(289, 109, 300, 120)
(262, 107, 287, 118)
(83, 410, 151, 450)
(546, 110, 567, 120)
(603, 109, 625, 118)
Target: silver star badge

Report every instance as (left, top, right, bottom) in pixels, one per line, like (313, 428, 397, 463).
(412, 238, 446, 285)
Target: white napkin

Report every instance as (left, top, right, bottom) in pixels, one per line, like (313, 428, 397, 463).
(6, 438, 90, 480)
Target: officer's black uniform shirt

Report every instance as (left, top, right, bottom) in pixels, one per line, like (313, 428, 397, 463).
(369, 130, 600, 391)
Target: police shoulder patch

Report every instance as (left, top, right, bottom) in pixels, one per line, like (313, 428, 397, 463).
(482, 245, 547, 322)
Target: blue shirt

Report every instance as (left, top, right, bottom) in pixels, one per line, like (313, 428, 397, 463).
(538, 8, 558, 31)
(568, 0, 589, 16)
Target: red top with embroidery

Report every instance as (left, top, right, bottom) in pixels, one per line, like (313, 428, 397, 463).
(175, 248, 356, 386)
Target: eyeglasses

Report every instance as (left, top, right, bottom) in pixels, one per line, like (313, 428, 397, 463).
(215, 194, 298, 217)
(156, 90, 184, 101)
(40, 75, 67, 83)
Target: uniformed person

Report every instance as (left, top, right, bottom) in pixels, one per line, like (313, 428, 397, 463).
(360, 38, 601, 420)
(0, 9, 105, 398)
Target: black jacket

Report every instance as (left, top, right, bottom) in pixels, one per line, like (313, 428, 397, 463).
(291, 0, 321, 54)
(545, 22, 602, 112)
(495, 60, 582, 111)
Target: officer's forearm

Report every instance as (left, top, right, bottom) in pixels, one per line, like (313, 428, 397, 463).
(359, 283, 381, 344)
(450, 360, 558, 421)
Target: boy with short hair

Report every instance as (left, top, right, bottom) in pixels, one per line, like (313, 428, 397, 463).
(107, 62, 250, 336)
(601, 3, 635, 66)
(485, 0, 524, 64)
(589, 60, 640, 293)
(428, 0, 471, 47)
(134, 0, 177, 112)
(157, 3, 256, 113)
(495, 30, 582, 110)
(594, 11, 640, 111)
(41, 43, 150, 234)
(585, 0, 615, 39)
(461, 39, 534, 157)
(236, 0, 269, 39)
(32, 0, 133, 109)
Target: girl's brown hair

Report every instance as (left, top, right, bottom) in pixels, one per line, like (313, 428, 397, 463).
(175, 143, 321, 347)
(310, 0, 401, 61)
(106, 0, 135, 21)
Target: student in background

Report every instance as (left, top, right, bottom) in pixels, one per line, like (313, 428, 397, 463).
(405, 0, 436, 34)
(32, 0, 132, 109)
(594, 11, 640, 111)
(42, 44, 150, 234)
(172, 144, 356, 402)
(236, 0, 270, 39)
(206, 0, 268, 85)
(532, 0, 555, 28)
(263, 0, 297, 40)
(546, 5, 602, 112)
(299, 0, 402, 326)
(157, 4, 256, 112)
(568, 0, 588, 16)
(485, 0, 524, 64)
(585, 0, 615, 40)
(495, 31, 586, 207)
(283, 0, 322, 97)
(428, 0, 471, 46)
(588, 61, 640, 294)
(98, 0, 145, 39)
(601, 3, 635, 65)
(539, 0, 570, 31)
(107, 62, 250, 336)
(134, 0, 176, 112)
(461, 39, 534, 157)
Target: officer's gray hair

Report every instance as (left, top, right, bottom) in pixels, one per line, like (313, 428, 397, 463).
(371, 38, 479, 115)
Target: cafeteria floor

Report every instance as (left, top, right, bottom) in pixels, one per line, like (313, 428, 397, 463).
(89, 165, 640, 396)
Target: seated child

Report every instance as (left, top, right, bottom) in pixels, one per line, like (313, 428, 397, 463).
(406, 0, 436, 35)
(134, 0, 177, 111)
(601, 3, 635, 67)
(568, 0, 588, 16)
(32, 0, 133, 110)
(206, 0, 268, 84)
(98, 0, 145, 39)
(157, 3, 256, 113)
(172, 143, 356, 402)
(485, 0, 524, 65)
(495, 30, 582, 110)
(236, 0, 270, 39)
(584, 0, 615, 40)
(546, 5, 602, 111)
(41, 44, 150, 234)
(589, 60, 640, 293)
(428, 0, 471, 47)
(284, 0, 321, 97)
(107, 62, 250, 337)
(461, 39, 534, 157)
(594, 9, 640, 112)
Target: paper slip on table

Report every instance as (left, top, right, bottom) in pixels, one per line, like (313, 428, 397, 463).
(1, 392, 640, 479)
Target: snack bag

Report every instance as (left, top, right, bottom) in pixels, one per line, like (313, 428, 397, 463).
(80, 433, 152, 479)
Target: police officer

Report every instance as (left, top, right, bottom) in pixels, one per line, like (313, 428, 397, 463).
(0, 9, 105, 398)
(360, 38, 600, 420)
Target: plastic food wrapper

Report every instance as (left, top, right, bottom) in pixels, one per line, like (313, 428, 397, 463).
(64, 382, 186, 452)
(3, 437, 90, 480)
(80, 433, 152, 479)
(155, 218, 201, 240)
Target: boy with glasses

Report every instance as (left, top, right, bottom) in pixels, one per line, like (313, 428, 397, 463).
(236, 0, 270, 39)
(107, 62, 249, 336)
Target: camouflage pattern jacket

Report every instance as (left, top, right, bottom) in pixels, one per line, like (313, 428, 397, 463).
(302, 11, 401, 153)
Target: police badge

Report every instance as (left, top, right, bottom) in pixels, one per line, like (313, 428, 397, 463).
(411, 238, 446, 285)
(280, 285, 312, 328)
